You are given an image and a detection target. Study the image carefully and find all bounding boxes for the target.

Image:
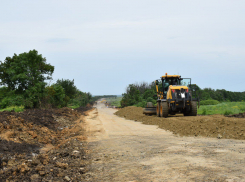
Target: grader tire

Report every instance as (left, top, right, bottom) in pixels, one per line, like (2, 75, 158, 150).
(146, 102, 154, 107)
(160, 101, 168, 118)
(184, 101, 197, 116)
(156, 102, 160, 117)
(189, 101, 197, 116)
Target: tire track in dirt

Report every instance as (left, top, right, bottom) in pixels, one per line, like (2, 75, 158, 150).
(84, 103, 245, 181)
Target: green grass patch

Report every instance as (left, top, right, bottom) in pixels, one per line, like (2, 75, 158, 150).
(68, 104, 80, 109)
(0, 105, 24, 112)
(198, 102, 245, 115)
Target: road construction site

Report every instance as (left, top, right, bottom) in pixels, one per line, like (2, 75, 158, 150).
(85, 102, 245, 181)
(1, 102, 245, 181)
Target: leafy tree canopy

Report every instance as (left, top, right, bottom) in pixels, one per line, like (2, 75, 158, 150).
(0, 50, 54, 94)
(56, 79, 77, 99)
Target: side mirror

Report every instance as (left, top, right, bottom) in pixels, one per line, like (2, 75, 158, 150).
(155, 80, 159, 85)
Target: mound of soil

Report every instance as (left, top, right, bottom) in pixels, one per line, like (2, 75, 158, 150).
(227, 112, 245, 118)
(0, 106, 92, 181)
(75, 106, 92, 114)
(115, 106, 245, 140)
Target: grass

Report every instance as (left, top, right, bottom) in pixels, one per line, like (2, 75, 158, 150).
(68, 105, 80, 109)
(104, 97, 122, 107)
(0, 105, 25, 112)
(197, 102, 245, 115)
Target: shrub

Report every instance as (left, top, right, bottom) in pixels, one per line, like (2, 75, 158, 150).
(224, 110, 233, 116)
(136, 100, 147, 108)
(239, 106, 245, 112)
(0, 94, 25, 109)
(202, 108, 207, 115)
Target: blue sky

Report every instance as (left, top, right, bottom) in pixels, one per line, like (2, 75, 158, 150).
(0, 0, 244, 95)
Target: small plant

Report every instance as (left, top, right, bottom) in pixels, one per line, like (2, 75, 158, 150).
(0, 106, 24, 112)
(239, 106, 245, 112)
(224, 110, 233, 116)
(202, 108, 207, 115)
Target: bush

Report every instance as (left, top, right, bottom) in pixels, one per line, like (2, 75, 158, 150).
(224, 110, 233, 116)
(0, 106, 24, 112)
(56, 79, 77, 100)
(200, 100, 219, 105)
(44, 84, 66, 108)
(202, 108, 207, 115)
(0, 94, 25, 109)
(239, 106, 245, 112)
(135, 100, 147, 108)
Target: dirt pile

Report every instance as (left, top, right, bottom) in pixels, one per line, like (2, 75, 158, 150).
(75, 106, 92, 114)
(227, 112, 245, 118)
(115, 106, 245, 140)
(0, 107, 91, 181)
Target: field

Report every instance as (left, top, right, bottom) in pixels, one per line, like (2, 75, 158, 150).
(105, 96, 245, 116)
(198, 102, 245, 115)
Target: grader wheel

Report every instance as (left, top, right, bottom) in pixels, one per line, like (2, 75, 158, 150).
(156, 102, 160, 117)
(184, 101, 197, 116)
(160, 101, 168, 118)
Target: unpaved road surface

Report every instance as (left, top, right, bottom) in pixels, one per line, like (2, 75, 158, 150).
(84, 103, 245, 182)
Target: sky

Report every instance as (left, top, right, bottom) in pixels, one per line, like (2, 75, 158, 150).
(0, 0, 245, 95)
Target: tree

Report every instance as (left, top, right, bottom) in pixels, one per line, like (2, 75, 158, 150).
(0, 50, 54, 108)
(56, 79, 77, 100)
(45, 84, 66, 108)
(0, 50, 54, 92)
(121, 84, 141, 107)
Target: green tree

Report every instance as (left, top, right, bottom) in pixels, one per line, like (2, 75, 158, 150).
(56, 79, 77, 100)
(0, 50, 54, 108)
(121, 84, 141, 107)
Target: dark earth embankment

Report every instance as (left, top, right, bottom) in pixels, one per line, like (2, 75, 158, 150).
(115, 106, 245, 140)
(0, 106, 91, 182)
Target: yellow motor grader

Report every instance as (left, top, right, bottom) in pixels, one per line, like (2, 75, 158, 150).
(143, 73, 199, 117)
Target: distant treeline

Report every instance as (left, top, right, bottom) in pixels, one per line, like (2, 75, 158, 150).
(92, 95, 117, 102)
(196, 87, 245, 102)
(121, 82, 245, 107)
(0, 50, 92, 109)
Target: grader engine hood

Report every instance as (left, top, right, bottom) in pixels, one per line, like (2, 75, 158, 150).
(167, 85, 189, 100)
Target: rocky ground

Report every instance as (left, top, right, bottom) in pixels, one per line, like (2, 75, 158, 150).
(0, 107, 91, 182)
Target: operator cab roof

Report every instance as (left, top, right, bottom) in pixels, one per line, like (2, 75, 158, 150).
(161, 74, 181, 78)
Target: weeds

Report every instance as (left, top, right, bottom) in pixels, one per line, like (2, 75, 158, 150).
(198, 102, 245, 115)
(0, 106, 25, 112)
(202, 108, 207, 115)
(224, 110, 233, 116)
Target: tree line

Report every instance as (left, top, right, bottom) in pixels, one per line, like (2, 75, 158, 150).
(0, 50, 92, 109)
(121, 82, 245, 107)
(92, 95, 117, 102)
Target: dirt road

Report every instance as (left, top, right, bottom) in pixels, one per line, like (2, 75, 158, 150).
(84, 103, 245, 182)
